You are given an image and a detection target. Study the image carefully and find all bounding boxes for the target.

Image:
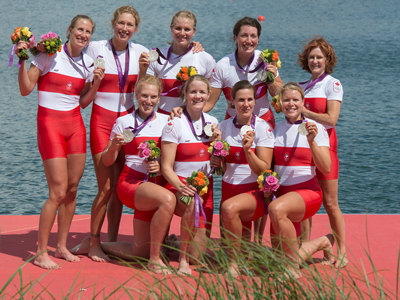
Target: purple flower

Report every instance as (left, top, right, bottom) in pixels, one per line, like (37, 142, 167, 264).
(140, 147, 151, 158)
(214, 141, 224, 150)
(138, 142, 148, 150)
(213, 149, 221, 156)
(220, 149, 228, 157)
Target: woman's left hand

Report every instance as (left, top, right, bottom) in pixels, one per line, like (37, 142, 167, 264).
(306, 121, 318, 143)
(210, 155, 222, 168)
(266, 62, 277, 78)
(147, 160, 160, 173)
(210, 124, 221, 141)
(242, 130, 255, 152)
(138, 51, 150, 73)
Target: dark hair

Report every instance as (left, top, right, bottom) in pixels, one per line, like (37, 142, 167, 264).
(233, 17, 262, 38)
(230, 80, 256, 108)
(297, 35, 337, 74)
(66, 15, 95, 39)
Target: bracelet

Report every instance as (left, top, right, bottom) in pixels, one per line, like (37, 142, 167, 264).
(105, 148, 113, 158)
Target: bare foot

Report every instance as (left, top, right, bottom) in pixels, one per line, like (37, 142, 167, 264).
(148, 258, 172, 275)
(227, 263, 240, 278)
(178, 260, 192, 276)
(89, 243, 110, 263)
(287, 267, 302, 279)
(320, 234, 335, 266)
(334, 252, 348, 269)
(55, 247, 80, 262)
(70, 236, 91, 255)
(33, 253, 60, 270)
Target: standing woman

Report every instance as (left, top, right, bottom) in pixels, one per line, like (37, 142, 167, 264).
(207, 17, 283, 128)
(84, 6, 148, 262)
(218, 80, 274, 277)
(297, 36, 347, 268)
(16, 15, 104, 269)
(161, 75, 219, 275)
(269, 82, 332, 278)
(143, 10, 215, 115)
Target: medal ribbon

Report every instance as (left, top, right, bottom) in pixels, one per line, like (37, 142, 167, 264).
(8, 44, 23, 68)
(235, 50, 263, 73)
(125, 109, 155, 135)
(264, 194, 276, 215)
(232, 113, 256, 130)
(299, 72, 327, 93)
(285, 113, 307, 125)
(63, 42, 89, 71)
(110, 39, 130, 97)
(152, 44, 193, 65)
(194, 192, 207, 228)
(183, 108, 210, 139)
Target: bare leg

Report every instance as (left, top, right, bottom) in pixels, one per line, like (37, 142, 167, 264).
(221, 194, 258, 278)
(299, 234, 335, 265)
(300, 218, 312, 242)
(253, 215, 268, 244)
(319, 179, 348, 268)
(55, 153, 86, 263)
(107, 149, 125, 242)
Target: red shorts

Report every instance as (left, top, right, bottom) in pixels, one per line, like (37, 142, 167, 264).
(117, 165, 167, 223)
(224, 109, 275, 129)
(37, 105, 86, 160)
(271, 177, 322, 236)
(90, 104, 134, 155)
(221, 181, 266, 227)
(316, 127, 339, 180)
(165, 176, 213, 230)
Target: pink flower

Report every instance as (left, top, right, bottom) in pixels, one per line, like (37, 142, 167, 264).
(48, 32, 57, 38)
(138, 142, 148, 150)
(220, 149, 228, 157)
(214, 141, 224, 150)
(266, 175, 279, 186)
(140, 147, 151, 158)
(41, 33, 49, 40)
(29, 33, 35, 48)
(263, 185, 273, 193)
(213, 149, 221, 156)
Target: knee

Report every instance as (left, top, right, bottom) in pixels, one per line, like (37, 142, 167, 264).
(268, 202, 284, 222)
(162, 193, 176, 214)
(49, 189, 67, 204)
(221, 201, 238, 222)
(323, 200, 341, 215)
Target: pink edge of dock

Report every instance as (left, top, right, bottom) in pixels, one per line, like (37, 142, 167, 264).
(0, 214, 399, 299)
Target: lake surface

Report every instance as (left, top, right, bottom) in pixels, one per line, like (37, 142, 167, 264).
(0, 0, 399, 215)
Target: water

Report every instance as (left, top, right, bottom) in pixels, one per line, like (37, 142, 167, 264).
(0, 0, 399, 215)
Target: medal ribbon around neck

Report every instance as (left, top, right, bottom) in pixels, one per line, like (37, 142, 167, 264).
(152, 44, 193, 65)
(125, 109, 155, 136)
(299, 72, 327, 93)
(183, 108, 210, 139)
(232, 113, 256, 130)
(285, 113, 307, 125)
(110, 39, 130, 97)
(235, 50, 263, 73)
(63, 42, 89, 71)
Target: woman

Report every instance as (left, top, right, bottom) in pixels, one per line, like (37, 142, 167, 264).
(268, 82, 333, 278)
(218, 80, 274, 277)
(16, 15, 104, 269)
(161, 75, 219, 275)
(84, 6, 149, 263)
(71, 75, 175, 274)
(297, 36, 347, 268)
(143, 10, 215, 115)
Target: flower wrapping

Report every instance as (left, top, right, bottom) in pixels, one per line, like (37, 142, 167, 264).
(138, 139, 161, 178)
(257, 170, 280, 205)
(259, 48, 281, 84)
(207, 140, 230, 176)
(180, 171, 209, 205)
(9, 26, 35, 65)
(30, 32, 62, 57)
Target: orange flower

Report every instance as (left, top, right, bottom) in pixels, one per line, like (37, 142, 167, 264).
(16, 27, 22, 31)
(11, 33, 17, 41)
(193, 178, 198, 185)
(198, 179, 206, 186)
(266, 170, 272, 174)
(182, 73, 189, 81)
(181, 67, 188, 73)
(14, 30, 21, 39)
(197, 172, 205, 179)
(177, 73, 184, 80)
(48, 53, 55, 57)
(272, 50, 279, 62)
(58, 45, 62, 52)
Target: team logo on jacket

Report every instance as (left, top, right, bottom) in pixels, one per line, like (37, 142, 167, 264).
(305, 102, 310, 109)
(165, 121, 174, 133)
(235, 152, 241, 160)
(333, 81, 341, 93)
(323, 128, 329, 139)
(284, 153, 290, 161)
(200, 149, 205, 157)
(66, 82, 73, 91)
(267, 127, 273, 139)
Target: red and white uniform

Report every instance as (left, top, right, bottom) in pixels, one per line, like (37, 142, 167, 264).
(210, 50, 277, 128)
(111, 112, 169, 222)
(85, 40, 149, 154)
(299, 74, 343, 180)
(273, 119, 329, 230)
(219, 116, 274, 223)
(32, 48, 94, 160)
(147, 48, 215, 114)
(162, 113, 218, 229)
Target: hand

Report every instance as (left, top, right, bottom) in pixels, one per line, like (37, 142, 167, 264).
(242, 130, 255, 152)
(146, 160, 160, 173)
(211, 124, 221, 141)
(93, 67, 105, 87)
(266, 62, 277, 78)
(138, 51, 150, 73)
(263, 191, 273, 199)
(169, 106, 183, 120)
(111, 133, 126, 147)
(15, 41, 29, 57)
(210, 155, 222, 168)
(180, 184, 197, 197)
(191, 41, 204, 53)
(301, 105, 310, 118)
(305, 121, 318, 143)
(35, 40, 46, 53)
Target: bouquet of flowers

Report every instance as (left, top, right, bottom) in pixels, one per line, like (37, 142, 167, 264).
(257, 170, 280, 204)
(180, 171, 209, 205)
(30, 32, 62, 57)
(176, 66, 198, 81)
(270, 94, 281, 113)
(9, 26, 35, 66)
(138, 140, 161, 178)
(258, 48, 281, 84)
(207, 140, 230, 176)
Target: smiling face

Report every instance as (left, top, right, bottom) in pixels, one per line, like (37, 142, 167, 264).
(308, 47, 327, 79)
(234, 25, 259, 56)
(184, 80, 210, 112)
(68, 19, 93, 50)
(232, 88, 255, 120)
(281, 89, 304, 122)
(171, 17, 196, 49)
(112, 13, 137, 45)
(136, 83, 160, 118)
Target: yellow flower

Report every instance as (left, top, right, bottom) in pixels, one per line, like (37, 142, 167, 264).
(47, 46, 50, 50)
(199, 186, 208, 196)
(189, 67, 197, 76)
(45, 41, 50, 46)
(26, 31, 32, 38)
(208, 146, 213, 153)
(276, 59, 281, 69)
(50, 41, 55, 47)
(257, 175, 264, 189)
(21, 27, 29, 36)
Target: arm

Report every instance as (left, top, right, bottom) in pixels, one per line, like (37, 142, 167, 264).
(265, 62, 283, 97)
(101, 134, 124, 166)
(302, 100, 341, 127)
(242, 131, 273, 175)
(305, 122, 331, 174)
(79, 67, 105, 109)
(203, 87, 222, 113)
(16, 42, 41, 96)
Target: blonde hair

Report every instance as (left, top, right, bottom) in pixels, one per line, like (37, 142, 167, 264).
(135, 75, 163, 97)
(170, 10, 197, 30)
(183, 75, 211, 103)
(277, 82, 305, 107)
(111, 5, 140, 33)
(66, 15, 95, 39)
